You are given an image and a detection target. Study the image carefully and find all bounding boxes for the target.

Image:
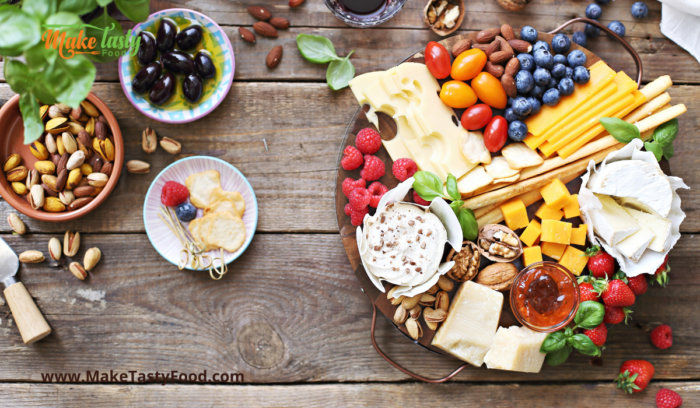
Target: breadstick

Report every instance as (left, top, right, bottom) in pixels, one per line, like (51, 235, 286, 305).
(624, 92, 671, 124)
(639, 75, 672, 100)
(635, 104, 686, 133)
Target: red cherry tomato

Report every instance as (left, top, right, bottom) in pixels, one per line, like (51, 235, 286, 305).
(439, 81, 477, 109)
(461, 104, 493, 130)
(483, 116, 508, 152)
(424, 41, 451, 80)
(471, 72, 508, 109)
(450, 48, 487, 81)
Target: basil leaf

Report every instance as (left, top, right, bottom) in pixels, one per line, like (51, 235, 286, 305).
(296, 33, 341, 64)
(645, 141, 663, 162)
(545, 345, 573, 366)
(457, 208, 478, 241)
(0, 8, 42, 57)
(449, 200, 462, 215)
(574, 300, 605, 330)
(44, 55, 95, 108)
(663, 144, 674, 161)
(85, 12, 125, 63)
(45, 11, 83, 39)
(19, 92, 45, 144)
(326, 50, 355, 91)
(540, 331, 566, 353)
(571, 334, 601, 356)
(59, 0, 98, 16)
(446, 174, 460, 201)
(413, 171, 444, 201)
(96, 0, 113, 5)
(652, 119, 678, 148)
(114, 0, 150, 22)
(4, 60, 33, 94)
(599, 117, 640, 144)
(24, 0, 58, 20)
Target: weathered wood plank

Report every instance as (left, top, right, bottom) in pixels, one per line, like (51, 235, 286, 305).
(0, 233, 697, 383)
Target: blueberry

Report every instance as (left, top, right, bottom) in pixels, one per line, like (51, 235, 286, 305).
(515, 70, 535, 94)
(565, 66, 574, 79)
(553, 54, 568, 66)
(527, 97, 542, 115)
(631, 2, 648, 19)
(595, 0, 611, 4)
(551, 34, 571, 54)
(533, 41, 550, 53)
(517, 53, 536, 72)
(542, 88, 561, 106)
(508, 121, 529, 142)
(573, 66, 591, 84)
(512, 97, 532, 116)
(558, 77, 575, 96)
(585, 21, 601, 38)
(572, 31, 587, 48)
(176, 202, 197, 222)
(506, 97, 514, 107)
(567, 50, 587, 67)
(534, 49, 554, 70)
(548, 76, 560, 89)
(608, 21, 626, 37)
(586, 3, 602, 19)
(504, 108, 523, 123)
(521, 26, 538, 43)
(551, 63, 567, 79)
(533, 67, 551, 87)
(529, 85, 546, 99)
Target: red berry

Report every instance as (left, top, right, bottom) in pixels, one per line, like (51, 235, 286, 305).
(583, 323, 607, 347)
(348, 188, 370, 211)
(604, 305, 633, 325)
(615, 360, 655, 394)
(342, 177, 366, 199)
(627, 275, 648, 296)
(650, 324, 673, 349)
(656, 388, 683, 408)
(579, 282, 600, 302)
(413, 190, 431, 206)
(392, 158, 418, 182)
(653, 254, 670, 287)
(601, 279, 636, 307)
(585, 246, 615, 278)
(344, 203, 353, 216)
(355, 128, 382, 155)
(160, 181, 189, 207)
(360, 155, 385, 181)
(341, 146, 364, 171)
(348, 206, 369, 227)
(367, 182, 388, 208)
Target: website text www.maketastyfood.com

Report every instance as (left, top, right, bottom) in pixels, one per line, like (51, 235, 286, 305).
(40, 370, 244, 385)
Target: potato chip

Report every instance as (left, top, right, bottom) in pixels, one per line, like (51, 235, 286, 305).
(204, 198, 241, 218)
(210, 188, 245, 216)
(457, 165, 493, 194)
(459, 131, 491, 165)
(501, 142, 545, 170)
(204, 211, 246, 253)
(185, 170, 221, 209)
(484, 156, 519, 179)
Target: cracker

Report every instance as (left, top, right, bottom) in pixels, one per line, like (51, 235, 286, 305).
(196, 214, 221, 251)
(204, 198, 241, 218)
(457, 165, 493, 195)
(210, 188, 245, 216)
(501, 142, 545, 170)
(203, 211, 246, 253)
(484, 156, 520, 179)
(185, 170, 221, 209)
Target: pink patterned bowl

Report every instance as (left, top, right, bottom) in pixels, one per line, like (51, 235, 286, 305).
(143, 156, 258, 270)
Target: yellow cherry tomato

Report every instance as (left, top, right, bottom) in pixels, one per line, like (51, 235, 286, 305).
(439, 80, 477, 109)
(471, 72, 507, 109)
(450, 48, 487, 81)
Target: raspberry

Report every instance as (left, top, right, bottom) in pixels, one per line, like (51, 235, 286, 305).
(367, 182, 388, 208)
(360, 155, 385, 181)
(344, 203, 353, 216)
(413, 191, 431, 206)
(341, 146, 363, 171)
(342, 177, 366, 198)
(650, 324, 673, 349)
(656, 389, 683, 408)
(349, 187, 371, 211)
(161, 181, 189, 207)
(349, 206, 369, 226)
(355, 128, 382, 154)
(392, 158, 418, 181)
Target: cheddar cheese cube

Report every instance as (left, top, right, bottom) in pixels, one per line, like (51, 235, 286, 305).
(541, 220, 573, 245)
(563, 194, 581, 219)
(541, 242, 567, 261)
(535, 202, 564, 221)
(500, 198, 529, 230)
(571, 224, 588, 246)
(520, 220, 542, 247)
(559, 245, 589, 276)
(522, 246, 543, 266)
(540, 178, 573, 209)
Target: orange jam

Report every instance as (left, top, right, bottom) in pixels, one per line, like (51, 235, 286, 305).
(510, 262, 580, 332)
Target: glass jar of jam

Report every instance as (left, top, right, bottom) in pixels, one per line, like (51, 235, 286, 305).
(510, 261, 580, 332)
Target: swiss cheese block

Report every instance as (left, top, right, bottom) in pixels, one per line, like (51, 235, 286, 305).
(559, 246, 589, 275)
(541, 220, 572, 245)
(535, 202, 564, 221)
(483, 326, 548, 373)
(591, 194, 640, 245)
(563, 194, 581, 219)
(500, 198, 529, 230)
(541, 242, 567, 261)
(623, 207, 672, 252)
(524, 61, 616, 138)
(432, 281, 503, 367)
(522, 246, 543, 266)
(520, 220, 542, 247)
(571, 224, 588, 246)
(540, 178, 573, 209)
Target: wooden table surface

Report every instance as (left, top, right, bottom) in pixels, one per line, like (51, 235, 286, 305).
(1, 0, 699, 406)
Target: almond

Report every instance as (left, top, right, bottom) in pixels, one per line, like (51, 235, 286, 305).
(476, 28, 500, 44)
(253, 21, 278, 38)
(289, 0, 305, 7)
(484, 61, 504, 78)
(266, 45, 283, 68)
(451, 39, 472, 57)
(238, 27, 256, 43)
(505, 57, 520, 77)
(471, 43, 490, 52)
(501, 73, 517, 98)
(247, 6, 271, 21)
(489, 50, 513, 65)
(508, 39, 533, 53)
(500, 23, 515, 41)
(484, 40, 501, 58)
(496, 35, 514, 57)
(269, 17, 290, 29)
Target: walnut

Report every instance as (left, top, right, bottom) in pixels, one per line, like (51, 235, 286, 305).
(446, 241, 480, 282)
(477, 224, 523, 262)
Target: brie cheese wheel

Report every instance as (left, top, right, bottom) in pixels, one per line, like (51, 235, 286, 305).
(484, 326, 547, 373)
(591, 194, 640, 245)
(623, 207, 672, 252)
(614, 226, 654, 262)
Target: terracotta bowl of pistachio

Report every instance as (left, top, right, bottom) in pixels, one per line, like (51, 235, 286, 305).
(0, 92, 124, 222)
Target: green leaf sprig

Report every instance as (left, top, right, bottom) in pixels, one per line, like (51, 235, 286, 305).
(539, 301, 605, 366)
(599, 117, 678, 162)
(412, 171, 478, 241)
(296, 33, 355, 91)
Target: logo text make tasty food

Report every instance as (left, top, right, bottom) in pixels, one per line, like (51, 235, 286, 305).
(42, 23, 140, 59)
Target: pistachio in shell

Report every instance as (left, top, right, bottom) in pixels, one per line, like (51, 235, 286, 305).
(477, 224, 522, 262)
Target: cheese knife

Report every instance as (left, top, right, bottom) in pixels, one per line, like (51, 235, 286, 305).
(0, 237, 51, 344)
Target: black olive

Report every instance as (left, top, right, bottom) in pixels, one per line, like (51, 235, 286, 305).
(149, 72, 175, 105)
(132, 62, 162, 93)
(194, 52, 216, 79)
(156, 19, 177, 53)
(161, 51, 195, 75)
(182, 74, 203, 103)
(137, 32, 157, 65)
(176, 25, 203, 51)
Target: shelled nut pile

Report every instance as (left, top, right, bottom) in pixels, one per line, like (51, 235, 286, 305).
(389, 274, 454, 340)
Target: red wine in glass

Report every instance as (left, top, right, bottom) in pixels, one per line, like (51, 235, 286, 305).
(339, 0, 387, 16)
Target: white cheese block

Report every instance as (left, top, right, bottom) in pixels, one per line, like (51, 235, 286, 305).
(623, 207, 672, 252)
(483, 326, 548, 373)
(432, 281, 503, 367)
(591, 194, 640, 245)
(587, 160, 673, 218)
(614, 226, 655, 262)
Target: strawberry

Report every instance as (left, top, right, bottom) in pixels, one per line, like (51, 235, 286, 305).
(604, 305, 633, 325)
(652, 255, 670, 287)
(599, 278, 636, 307)
(656, 388, 683, 408)
(615, 359, 655, 394)
(585, 246, 615, 279)
(583, 323, 607, 347)
(579, 282, 600, 302)
(627, 275, 648, 296)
